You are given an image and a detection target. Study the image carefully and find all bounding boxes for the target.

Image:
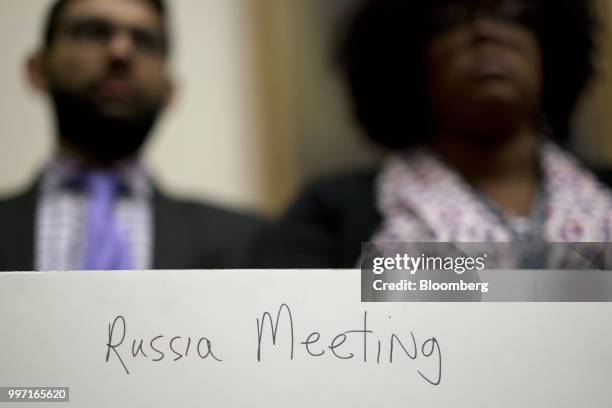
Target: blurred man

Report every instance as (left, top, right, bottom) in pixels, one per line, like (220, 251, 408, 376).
(0, 0, 265, 271)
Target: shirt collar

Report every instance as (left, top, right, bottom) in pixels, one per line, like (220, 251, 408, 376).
(41, 153, 152, 198)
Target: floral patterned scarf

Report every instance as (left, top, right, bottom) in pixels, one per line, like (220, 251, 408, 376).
(372, 142, 612, 243)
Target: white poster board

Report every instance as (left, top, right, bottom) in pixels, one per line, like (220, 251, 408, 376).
(0, 270, 610, 407)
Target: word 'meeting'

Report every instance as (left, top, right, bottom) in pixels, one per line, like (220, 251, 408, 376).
(256, 304, 442, 385)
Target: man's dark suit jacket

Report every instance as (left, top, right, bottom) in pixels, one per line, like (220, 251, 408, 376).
(254, 169, 380, 269)
(0, 182, 266, 271)
(255, 166, 612, 269)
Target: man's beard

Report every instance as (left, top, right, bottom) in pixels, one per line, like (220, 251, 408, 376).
(49, 83, 163, 164)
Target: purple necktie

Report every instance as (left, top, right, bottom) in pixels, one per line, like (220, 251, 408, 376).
(81, 171, 132, 270)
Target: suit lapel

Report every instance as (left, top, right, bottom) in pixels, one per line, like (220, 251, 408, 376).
(152, 189, 199, 269)
(152, 189, 173, 269)
(0, 183, 37, 270)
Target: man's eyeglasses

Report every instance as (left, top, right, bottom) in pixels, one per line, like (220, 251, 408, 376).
(58, 17, 167, 57)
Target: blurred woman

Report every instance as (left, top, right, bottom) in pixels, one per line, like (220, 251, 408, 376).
(256, 0, 611, 268)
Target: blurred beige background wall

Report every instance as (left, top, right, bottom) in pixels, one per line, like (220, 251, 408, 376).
(0, 0, 264, 211)
(597, 0, 612, 159)
(251, 0, 379, 215)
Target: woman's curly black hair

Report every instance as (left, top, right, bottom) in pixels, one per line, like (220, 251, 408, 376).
(336, 0, 599, 150)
